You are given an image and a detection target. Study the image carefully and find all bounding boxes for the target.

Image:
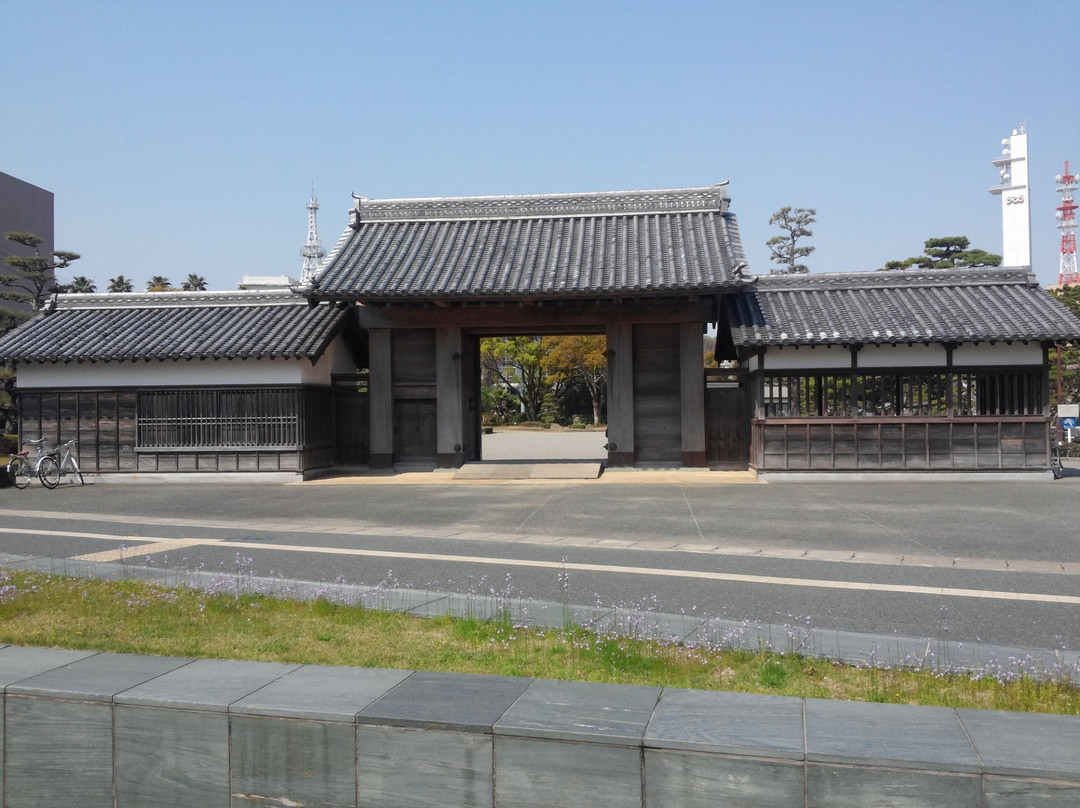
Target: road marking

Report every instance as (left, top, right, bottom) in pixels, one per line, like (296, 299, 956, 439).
(2, 526, 1079, 606)
(5, 509, 1080, 576)
(73, 539, 214, 562)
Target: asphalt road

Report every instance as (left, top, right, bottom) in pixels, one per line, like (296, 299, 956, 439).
(3, 467, 1080, 656)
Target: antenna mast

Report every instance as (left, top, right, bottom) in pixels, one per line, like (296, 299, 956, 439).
(1056, 161, 1079, 285)
(989, 126, 1032, 267)
(300, 186, 325, 285)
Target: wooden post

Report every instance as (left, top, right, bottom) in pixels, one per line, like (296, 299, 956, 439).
(368, 328, 394, 468)
(606, 323, 635, 466)
(680, 322, 707, 467)
(436, 326, 465, 468)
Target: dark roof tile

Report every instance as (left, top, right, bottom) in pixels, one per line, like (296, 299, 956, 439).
(728, 268, 1080, 346)
(309, 184, 750, 301)
(0, 290, 349, 364)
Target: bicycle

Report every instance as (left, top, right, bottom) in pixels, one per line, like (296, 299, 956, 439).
(6, 437, 51, 489)
(1051, 439, 1064, 480)
(37, 439, 84, 489)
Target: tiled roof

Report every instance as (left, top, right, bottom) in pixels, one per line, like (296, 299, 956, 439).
(727, 268, 1080, 346)
(0, 290, 350, 364)
(310, 184, 750, 302)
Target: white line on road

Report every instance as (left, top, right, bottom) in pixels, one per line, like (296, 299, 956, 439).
(3, 526, 1079, 606)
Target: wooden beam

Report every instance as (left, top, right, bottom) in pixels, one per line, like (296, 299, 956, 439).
(435, 326, 464, 468)
(356, 298, 715, 331)
(680, 322, 706, 466)
(368, 329, 393, 468)
(605, 323, 635, 467)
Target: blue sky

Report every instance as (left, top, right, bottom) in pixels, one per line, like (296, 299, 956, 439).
(3, 1, 1078, 291)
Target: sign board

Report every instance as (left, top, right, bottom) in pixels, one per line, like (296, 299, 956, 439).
(1062, 417, 1078, 430)
(1058, 404, 1080, 419)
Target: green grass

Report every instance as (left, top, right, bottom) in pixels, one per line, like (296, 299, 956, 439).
(1, 569, 1077, 714)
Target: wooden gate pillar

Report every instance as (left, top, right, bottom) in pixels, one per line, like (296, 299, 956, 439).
(368, 328, 394, 468)
(680, 322, 707, 467)
(606, 323, 635, 467)
(436, 326, 465, 468)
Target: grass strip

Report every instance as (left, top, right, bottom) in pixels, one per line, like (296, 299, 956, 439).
(0, 569, 1077, 715)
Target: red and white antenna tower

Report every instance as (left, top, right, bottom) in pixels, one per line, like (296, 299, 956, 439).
(1057, 161, 1079, 285)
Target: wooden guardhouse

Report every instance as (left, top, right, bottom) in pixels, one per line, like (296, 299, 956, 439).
(727, 268, 1080, 472)
(0, 290, 359, 476)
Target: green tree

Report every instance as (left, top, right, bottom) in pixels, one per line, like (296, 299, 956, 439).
(0, 365, 16, 433)
(1049, 284, 1080, 409)
(181, 274, 207, 291)
(878, 237, 1002, 271)
(2, 231, 81, 310)
(65, 276, 97, 293)
(107, 275, 134, 293)
(480, 384, 519, 425)
(146, 275, 172, 292)
(480, 337, 550, 422)
(766, 207, 815, 275)
(540, 335, 607, 425)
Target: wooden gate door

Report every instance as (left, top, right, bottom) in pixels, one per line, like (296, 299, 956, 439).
(333, 388, 370, 466)
(394, 399, 437, 464)
(632, 324, 682, 464)
(705, 371, 750, 469)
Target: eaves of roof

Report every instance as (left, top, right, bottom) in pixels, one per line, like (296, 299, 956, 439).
(309, 184, 751, 302)
(728, 267, 1080, 347)
(0, 293, 351, 365)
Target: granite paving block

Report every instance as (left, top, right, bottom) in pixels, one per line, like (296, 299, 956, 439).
(645, 748, 806, 808)
(230, 664, 411, 721)
(115, 703, 230, 808)
(231, 714, 358, 808)
(494, 735, 642, 808)
(357, 725, 493, 808)
(644, 688, 804, 759)
(5, 694, 115, 808)
(807, 763, 982, 808)
(494, 678, 660, 744)
(983, 775, 1080, 808)
(359, 670, 532, 732)
(115, 657, 300, 711)
(0, 644, 98, 687)
(7, 651, 192, 700)
(805, 698, 980, 772)
(957, 708, 1080, 781)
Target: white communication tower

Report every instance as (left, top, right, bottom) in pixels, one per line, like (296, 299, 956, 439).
(989, 126, 1032, 267)
(300, 189, 325, 285)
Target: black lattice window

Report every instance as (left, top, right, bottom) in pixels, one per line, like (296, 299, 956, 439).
(137, 389, 301, 448)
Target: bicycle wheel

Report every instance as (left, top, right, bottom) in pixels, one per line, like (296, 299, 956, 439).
(38, 456, 61, 489)
(1051, 450, 1064, 480)
(8, 457, 32, 489)
(65, 457, 84, 485)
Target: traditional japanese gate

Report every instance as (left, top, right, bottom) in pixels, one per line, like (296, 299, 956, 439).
(307, 183, 751, 470)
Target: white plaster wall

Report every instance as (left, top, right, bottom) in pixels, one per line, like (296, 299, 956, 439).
(301, 338, 358, 385)
(17, 358, 306, 388)
(17, 335, 360, 389)
(857, 343, 947, 368)
(762, 346, 851, 370)
(953, 341, 1042, 367)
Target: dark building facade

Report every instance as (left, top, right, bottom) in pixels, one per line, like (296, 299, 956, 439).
(0, 171, 55, 317)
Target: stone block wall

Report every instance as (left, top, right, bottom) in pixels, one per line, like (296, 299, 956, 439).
(2, 644, 1079, 807)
